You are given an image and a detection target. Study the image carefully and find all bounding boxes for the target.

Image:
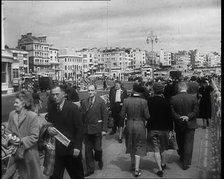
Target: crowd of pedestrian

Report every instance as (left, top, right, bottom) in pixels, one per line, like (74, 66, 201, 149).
(2, 74, 215, 178)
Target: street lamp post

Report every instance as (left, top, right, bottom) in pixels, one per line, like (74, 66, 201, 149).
(146, 31, 158, 79)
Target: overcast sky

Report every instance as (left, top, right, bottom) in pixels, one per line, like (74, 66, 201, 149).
(2, 0, 221, 54)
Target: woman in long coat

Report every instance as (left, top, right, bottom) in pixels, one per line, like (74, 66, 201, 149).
(120, 84, 150, 177)
(3, 90, 42, 179)
(199, 78, 213, 128)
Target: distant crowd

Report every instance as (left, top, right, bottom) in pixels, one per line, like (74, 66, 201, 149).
(2, 73, 217, 179)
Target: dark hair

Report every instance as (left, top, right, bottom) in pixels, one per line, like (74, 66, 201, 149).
(134, 76, 143, 83)
(153, 82, 165, 94)
(145, 81, 153, 87)
(133, 83, 145, 93)
(51, 84, 66, 92)
(15, 90, 33, 110)
(114, 80, 122, 85)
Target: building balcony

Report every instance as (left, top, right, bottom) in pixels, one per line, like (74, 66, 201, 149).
(33, 63, 51, 66)
(50, 61, 59, 65)
(2, 50, 14, 63)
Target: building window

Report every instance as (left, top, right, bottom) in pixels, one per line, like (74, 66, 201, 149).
(13, 53, 17, 57)
(2, 63, 6, 83)
(13, 69, 19, 78)
(65, 66, 67, 70)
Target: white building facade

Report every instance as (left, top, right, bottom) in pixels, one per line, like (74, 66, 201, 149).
(58, 55, 83, 81)
(159, 49, 171, 67)
(174, 54, 191, 72)
(17, 33, 51, 77)
(206, 52, 221, 67)
(49, 47, 60, 80)
(130, 48, 146, 68)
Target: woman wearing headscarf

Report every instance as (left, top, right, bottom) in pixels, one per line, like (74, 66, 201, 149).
(146, 82, 173, 177)
(2, 90, 42, 179)
(120, 83, 150, 177)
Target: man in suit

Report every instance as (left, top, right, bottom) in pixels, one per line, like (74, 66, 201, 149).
(109, 80, 128, 142)
(170, 82, 199, 170)
(81, 85, 108, 177)
(47, 85, 84, 179)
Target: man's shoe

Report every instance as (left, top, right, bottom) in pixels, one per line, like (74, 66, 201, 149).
(98, 160, 103, 170)
(134, 169, 142, 177)
(118, 138, 122, 143)
(84, 171, 94, 177)
(182, 164, 189, 170)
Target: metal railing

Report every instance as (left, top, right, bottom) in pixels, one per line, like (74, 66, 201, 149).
(208, 78, 221, 178)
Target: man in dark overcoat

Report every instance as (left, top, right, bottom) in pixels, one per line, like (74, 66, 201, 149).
(81, 85, 108, 177)
(109, 80, 128, 142)
(164, 78, 177, 100)
(170, 82, 199, 170)
(47, 84, 84, 179)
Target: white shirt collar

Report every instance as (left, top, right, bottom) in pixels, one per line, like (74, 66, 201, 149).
(59, 99, 65, 110)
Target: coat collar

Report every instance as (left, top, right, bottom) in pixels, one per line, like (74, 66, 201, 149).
(13, 109, 28, 129)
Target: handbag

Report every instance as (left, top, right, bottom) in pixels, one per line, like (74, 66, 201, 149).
(14, 144, 24, 161)
(167, 130, 178, 150)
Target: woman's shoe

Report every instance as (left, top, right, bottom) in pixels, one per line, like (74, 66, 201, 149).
(134, 169, 141, 177)
(156, 170, 163, 177)
(161, 164, 167, 170)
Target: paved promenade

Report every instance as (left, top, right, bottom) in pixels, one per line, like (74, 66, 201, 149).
(40, 119, 208, 179)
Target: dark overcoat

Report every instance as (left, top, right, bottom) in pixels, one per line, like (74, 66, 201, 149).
(199, 85, 213, 119)
(81, 96, 108, 134)
(47, 100, 83, 156)
(170, 92, 199, 166)
(109, 86, 128, 106)
(170, 92, 199, 129)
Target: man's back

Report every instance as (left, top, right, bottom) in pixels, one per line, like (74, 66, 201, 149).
(171, 93, 197, 115)
(170, 92, 199, 129)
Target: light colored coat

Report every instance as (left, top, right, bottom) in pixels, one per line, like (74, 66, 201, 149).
(3, 110, 42, 179)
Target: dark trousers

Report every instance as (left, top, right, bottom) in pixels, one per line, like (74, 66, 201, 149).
(50, 154, 84, 179)
(111, 103, 123, 132)
(84, 133, 102, 172)
(175, 127, 195, 166)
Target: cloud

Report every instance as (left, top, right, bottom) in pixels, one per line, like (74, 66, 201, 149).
(2, 0, 221, 53)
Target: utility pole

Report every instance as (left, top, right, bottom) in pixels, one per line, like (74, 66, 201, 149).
(146, 31, 158, 79)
